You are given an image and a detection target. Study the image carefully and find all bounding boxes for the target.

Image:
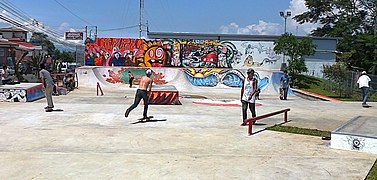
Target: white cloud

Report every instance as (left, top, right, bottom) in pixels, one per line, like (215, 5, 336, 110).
(58, 22, 70, 32)
(220, 21, 280, 35)
(219, 0, 320, 36)
(288, 0, 319, 35)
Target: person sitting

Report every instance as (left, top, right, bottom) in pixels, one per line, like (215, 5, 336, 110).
(1, 65, 11, 85)
(64, 74, 75, 91)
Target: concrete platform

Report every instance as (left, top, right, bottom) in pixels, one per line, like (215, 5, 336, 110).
(331, 116, 377, 154)
(0, 87, 376, 179)
(0, 83, 44, 102)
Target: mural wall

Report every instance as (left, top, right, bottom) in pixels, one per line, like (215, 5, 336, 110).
(99, 67, 269, 90)
(85, 38, 282, 70)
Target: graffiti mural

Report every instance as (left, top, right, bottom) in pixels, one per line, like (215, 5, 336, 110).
(101, 68, 168, 85)
(184, 68, 269, 89)
(239, 42, 280, 67)
(0, 84, 44, 102)
(149, 91, 181, 105)
(85, 38, 282, 69)
(0, 89, 27, 102)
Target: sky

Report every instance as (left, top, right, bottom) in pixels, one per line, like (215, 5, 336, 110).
(0, 0, 316, 39)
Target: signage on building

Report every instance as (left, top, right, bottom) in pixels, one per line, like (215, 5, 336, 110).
(65, 32, 83, 40)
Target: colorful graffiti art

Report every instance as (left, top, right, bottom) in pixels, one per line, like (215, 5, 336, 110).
(103, 68, 168, 85)
(149, 91, 181, 105)
(0, 84, 45, 102)
(0, 89, 27, 102)
(184, 68, 269, 90)
(85, 38, 281, 69)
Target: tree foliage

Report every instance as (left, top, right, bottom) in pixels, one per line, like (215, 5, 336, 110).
(322, 62, 350, 96)
(294, 0, 377, 74)
(274, 33, 317, 76)
(30, 32, 56, 55)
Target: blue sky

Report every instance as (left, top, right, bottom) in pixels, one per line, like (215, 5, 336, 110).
(0, 0, 315, 38)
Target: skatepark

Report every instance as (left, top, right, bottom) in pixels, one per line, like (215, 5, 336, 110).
(0, 66, 377, 179)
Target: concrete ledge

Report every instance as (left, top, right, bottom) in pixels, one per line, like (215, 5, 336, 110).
(292, 88, 341, 102)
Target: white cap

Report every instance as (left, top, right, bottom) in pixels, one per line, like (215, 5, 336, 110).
(362, 71, 367, 75)
(146, 69, 152, 75)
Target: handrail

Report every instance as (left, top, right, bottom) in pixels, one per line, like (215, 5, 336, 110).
(244, 108, 290, 135)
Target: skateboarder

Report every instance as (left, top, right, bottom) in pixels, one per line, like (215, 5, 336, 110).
(39, 63, 54, 112)
(280, 70, 290, 100)
(357, 71, 371, 107)
(241, 68, 258, 126)
(125, 69, 153, 119)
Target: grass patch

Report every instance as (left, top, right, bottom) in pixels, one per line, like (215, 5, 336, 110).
(266, 124, 330, 137)
(366, 159, 377, 180)
(292, 74, 377, 102)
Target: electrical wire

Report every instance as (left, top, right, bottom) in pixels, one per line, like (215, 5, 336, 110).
(53, 0, 92, 26)
(99, 25, 139, 32)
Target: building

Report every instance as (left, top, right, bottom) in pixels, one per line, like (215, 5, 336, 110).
(0, 27, 37, 64)
(0, 27, 28, 41)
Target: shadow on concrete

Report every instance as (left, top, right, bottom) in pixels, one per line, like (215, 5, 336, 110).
(250, 120, 292, 135)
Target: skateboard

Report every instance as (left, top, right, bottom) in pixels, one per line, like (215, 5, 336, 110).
(279, 88, 284, 100)
(137, 116, 154, 121)
(45, 109, 64, 112)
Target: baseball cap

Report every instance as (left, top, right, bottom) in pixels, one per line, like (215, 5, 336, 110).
(362, 71, 367, 74)
(247, 68, 254, 73)
(146, 69, 152, 75)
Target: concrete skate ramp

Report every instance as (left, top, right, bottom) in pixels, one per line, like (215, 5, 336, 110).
(76, 66, 281, 94)
(331, 116, 377, 154)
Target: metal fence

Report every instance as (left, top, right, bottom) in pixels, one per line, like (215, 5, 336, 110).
(322, 71, 377, 98)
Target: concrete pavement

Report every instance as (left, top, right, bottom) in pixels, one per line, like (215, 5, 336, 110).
(0, 86, 376, 179)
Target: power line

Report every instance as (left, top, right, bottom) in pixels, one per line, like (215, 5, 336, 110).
(53, 0, 92, 25)
(99, 25, 139, 32)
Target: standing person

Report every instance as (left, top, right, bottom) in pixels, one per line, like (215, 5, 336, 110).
(357, 71, 371, 107)
(39, 63, 54, 112)
(128, 71, 134, 88)
(57, 62, 63, 73)
(125, 69, 153, 119)
(241, 68, 258, 126)
(1, 65, 9, 85)
(280, 70, 290, 100)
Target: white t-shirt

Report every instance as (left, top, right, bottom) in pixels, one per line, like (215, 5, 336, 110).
(242, 78, 256, 103)
(39, 69, 54, 87)
(1, 68, 9, 81)
(357, 75, 371, 88)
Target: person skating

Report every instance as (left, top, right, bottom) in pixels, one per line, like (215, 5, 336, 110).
(357, 71, 371, 107)
(39, 63, 55, 112)
(280, 70, 290, 100)
(125, 69, 153, 119)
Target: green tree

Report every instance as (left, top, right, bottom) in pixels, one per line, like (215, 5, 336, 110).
(322, 62, 350, 97)
(294, 0, 377, 74)
(58, 51, 75, 62)
(273, 33, 317, 84)
(30, 32, 56, 55)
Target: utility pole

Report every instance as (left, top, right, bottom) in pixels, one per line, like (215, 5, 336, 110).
(139, 0, 144, 39)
